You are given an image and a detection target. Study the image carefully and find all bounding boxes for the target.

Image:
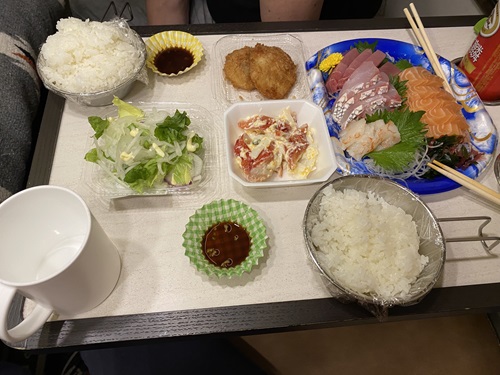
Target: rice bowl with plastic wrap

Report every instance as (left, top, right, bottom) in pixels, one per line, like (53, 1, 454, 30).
(303, 175, 446, 315)
(37, 17, 146, 106)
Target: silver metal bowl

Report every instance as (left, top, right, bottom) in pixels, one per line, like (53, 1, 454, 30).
(303, 175, 446, 308)
(37, 27, 146, 107)
(494, 154, 500, 186)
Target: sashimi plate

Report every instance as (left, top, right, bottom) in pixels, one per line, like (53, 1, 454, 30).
(305, 38, 497, 195)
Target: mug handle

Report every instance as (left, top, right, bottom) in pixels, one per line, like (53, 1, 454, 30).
(0, 283, 53, 343)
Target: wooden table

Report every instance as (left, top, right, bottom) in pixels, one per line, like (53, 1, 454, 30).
(8, 15, 500, 352)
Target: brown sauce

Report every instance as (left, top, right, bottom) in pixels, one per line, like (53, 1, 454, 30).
(202, 221, 251, 268)
(154, 47, 194, 75)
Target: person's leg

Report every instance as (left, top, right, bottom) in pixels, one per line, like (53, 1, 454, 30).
(0, 0, 65, 203)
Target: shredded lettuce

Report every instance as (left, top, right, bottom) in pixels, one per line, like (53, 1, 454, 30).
(84, 97, 204, 193)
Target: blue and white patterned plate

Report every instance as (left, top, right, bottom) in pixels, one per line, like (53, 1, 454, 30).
(305, 38, 497, 195)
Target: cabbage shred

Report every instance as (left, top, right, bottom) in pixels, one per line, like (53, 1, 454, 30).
(85, 97, 204, 193)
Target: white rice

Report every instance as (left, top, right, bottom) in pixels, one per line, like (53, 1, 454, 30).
(39, 17, 143, 93)
(310, 186, 428, 300)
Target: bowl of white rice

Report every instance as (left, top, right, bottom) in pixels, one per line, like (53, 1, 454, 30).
(303, 175, 445, 309)
(37, 17, 147, 106)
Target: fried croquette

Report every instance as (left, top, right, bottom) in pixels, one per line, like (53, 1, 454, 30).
(249, 43, 297, 99)
(223, 46, 255, 91)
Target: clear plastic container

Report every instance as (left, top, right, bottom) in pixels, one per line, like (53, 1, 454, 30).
(212, 34, 310, 104)
(82, 102, 222, 200)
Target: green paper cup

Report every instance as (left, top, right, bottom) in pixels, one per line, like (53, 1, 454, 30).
(182, 199, 268, 278)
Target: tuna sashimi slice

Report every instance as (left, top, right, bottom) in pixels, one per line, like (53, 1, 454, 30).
(332, 80, 389, 122)
(338, 49, 373, 88)
(379, 61, 401, 77)
(384, 86, 402, 108)
(325, 48, 360, 94)
(364, 50, 387, 68)
(338, 94, 387, 128)
(339, 61, 380, 95)
(333, 62, 382, 124)
(326, 64, 347, 94)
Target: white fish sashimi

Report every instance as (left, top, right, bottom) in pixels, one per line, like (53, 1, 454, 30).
(339, 118, 401, 161)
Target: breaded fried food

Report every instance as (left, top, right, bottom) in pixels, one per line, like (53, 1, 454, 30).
(223, 46, 255, 91)
(249, 43, 297, 99)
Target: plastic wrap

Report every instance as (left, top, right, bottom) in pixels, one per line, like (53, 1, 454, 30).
(37, 17, 148, 107)
(303, 175, 446, 321)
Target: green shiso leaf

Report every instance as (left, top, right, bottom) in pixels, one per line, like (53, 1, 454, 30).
(389, 75, 408, 105)
(354, 40, 378, 52)
(365, 108, 428, 172)
(395, 59, 413, 70)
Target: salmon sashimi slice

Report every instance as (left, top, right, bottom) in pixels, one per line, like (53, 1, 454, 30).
(405, 85, 453, 101)
(399, 66, 469, 140)
(399, 66, 444, 88)
(407, 97, 462, 113)
(421, 107, 469, 138)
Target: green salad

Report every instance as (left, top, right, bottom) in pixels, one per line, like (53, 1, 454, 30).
(85, 97, 204, 193)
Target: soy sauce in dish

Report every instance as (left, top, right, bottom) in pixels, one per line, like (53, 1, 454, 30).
(202, 221, 250, 268)
(154, 47, 194, 75)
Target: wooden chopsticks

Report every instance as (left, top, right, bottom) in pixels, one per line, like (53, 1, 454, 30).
(428, 160, 500, 206)
(403, 3, 454, 95)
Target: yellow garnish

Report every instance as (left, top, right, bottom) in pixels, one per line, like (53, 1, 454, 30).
(319, 52, 343, 73)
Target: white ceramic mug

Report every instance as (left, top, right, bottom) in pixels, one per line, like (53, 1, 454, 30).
(0, 185, 121, 343)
